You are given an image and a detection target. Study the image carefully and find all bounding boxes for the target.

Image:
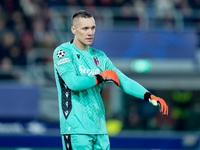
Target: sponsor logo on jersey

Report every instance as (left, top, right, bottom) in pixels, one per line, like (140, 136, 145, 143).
(93, 56, 99, 65)
(78, 65, 100, 76)
(57, 50, 65, 58)
(57, 58, 70, 65)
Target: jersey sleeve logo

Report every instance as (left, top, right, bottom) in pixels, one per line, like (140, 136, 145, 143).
(57, 58, 70, 65)
(57, 50, 65, 58)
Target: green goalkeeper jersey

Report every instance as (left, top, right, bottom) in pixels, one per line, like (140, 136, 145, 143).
(53, 40, 148, 135)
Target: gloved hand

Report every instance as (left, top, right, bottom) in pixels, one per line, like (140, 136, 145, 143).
(94, 70, 120, 86)
(144, 92, 168, 116)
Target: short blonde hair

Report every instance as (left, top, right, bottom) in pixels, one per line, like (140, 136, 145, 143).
(71, 10, 93, 26)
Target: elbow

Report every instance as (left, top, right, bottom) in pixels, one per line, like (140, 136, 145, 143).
(67, 82, 81, 91)
(62, 77, 81, 91)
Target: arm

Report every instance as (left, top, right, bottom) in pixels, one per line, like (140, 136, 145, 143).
(53, 47, 96, 91)
(104, 55, 168, 115)
(117, 70, 168, 115)
(61, 72, 96, 91)
(104, 56, 147, 99)
(117, 70, 147, 99)
(54, 47, 119, 91)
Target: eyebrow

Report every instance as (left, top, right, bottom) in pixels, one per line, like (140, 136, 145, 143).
(81, 25, 96, 29)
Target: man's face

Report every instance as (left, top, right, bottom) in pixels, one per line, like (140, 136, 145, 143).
(71, 17, 96, 49)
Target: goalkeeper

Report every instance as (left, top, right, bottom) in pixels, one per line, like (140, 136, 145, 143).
(53, 10, 168, 150)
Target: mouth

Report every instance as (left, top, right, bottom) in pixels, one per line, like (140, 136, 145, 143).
(86, 38, 93, 42)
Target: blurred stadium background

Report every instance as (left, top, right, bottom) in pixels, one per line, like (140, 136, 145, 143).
(0, 0, 200, 150)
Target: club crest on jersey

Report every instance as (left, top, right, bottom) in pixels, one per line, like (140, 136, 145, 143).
(93, 56, 99, 65)
(57, 50, 65, 58)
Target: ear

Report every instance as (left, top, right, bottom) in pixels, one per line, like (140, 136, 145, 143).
(71, 26, 76, 35)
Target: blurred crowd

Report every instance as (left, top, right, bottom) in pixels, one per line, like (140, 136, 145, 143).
(0, 0, 200, 73)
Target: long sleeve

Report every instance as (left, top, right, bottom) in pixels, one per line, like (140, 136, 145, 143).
(104, 55, 148, 100)
(53, 45, 96, 91)
(60, 72, 96, 91)
(116, 70, 147, 99)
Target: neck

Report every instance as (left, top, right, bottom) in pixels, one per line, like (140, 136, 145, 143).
(73, 38, 88, 50)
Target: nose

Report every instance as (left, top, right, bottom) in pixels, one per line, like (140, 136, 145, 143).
(88, 29, 93, 35)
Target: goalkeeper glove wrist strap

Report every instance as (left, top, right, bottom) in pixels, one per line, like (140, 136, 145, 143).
(143, 91, 152, 102)
(94, 74, 104, 85)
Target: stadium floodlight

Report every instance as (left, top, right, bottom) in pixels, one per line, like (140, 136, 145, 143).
(130, 59, 152, 73)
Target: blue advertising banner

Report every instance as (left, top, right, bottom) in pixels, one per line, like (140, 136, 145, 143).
(93, 28, 197, 59)
(0, 83, 40, 118)
(0, 132, 199, 149)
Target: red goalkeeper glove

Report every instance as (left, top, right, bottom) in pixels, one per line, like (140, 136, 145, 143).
(94, 70, 120, 86)
(144, 92, 168, 116)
